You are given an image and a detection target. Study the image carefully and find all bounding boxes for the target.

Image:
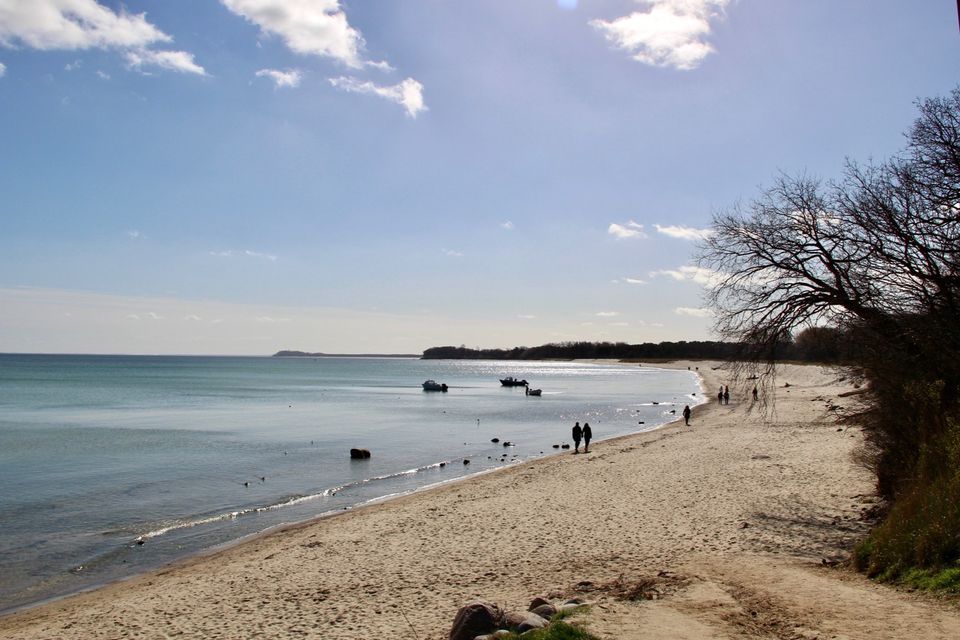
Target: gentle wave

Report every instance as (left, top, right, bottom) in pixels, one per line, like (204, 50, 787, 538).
(135, 459, 458, 543)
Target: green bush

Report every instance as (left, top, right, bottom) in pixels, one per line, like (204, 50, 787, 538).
(853, 417, 960, 587)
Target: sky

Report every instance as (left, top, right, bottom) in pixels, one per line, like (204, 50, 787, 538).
(0, 0, 957, 355)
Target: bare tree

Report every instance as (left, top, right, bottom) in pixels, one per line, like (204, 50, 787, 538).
(698, 89, 960, 498)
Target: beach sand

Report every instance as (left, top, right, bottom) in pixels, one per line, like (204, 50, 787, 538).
(3, 361, 959, 639)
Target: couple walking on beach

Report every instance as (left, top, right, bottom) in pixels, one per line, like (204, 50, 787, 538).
(572, 421, 592, 453)
(718, 385, 730, 405)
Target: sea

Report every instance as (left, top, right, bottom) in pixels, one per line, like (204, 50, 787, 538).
(0, 354, 703, 613)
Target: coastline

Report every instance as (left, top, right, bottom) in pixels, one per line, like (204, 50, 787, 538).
(3, 360, 959, 639)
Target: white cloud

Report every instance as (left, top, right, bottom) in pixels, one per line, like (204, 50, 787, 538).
(244, 250, 277, 261)
(184, 314, 202, 321)
(0, 61, 5, 77)
(210, 250, 278, 261)
(518, 314, 536, 320)
(329, 76, 426, 118)
(624, 277, 647, 285)
(596, 311, 621, 317)
(590, 0, 730, 70)
(96, 69, 110, 80)
(0, 1, 203, 75)
(255, 68, 302, 89)
(125, 49, 206, 76)
(501, 221, 514, 230)
(146, 311, 163, 320)
(675, 306, 714, 317)
(654, 223, 713, 241)
(365, 59, 395, 72)
(255, 316, 291, 323)
(127, 230, 144, 239)
(64, 58, 82, 71)
(0, 0, 171, 50)
(126, 313, 140, 320)
(221, 0, 364, 68)
(442, 249, 463, 258)
(608, 220, 648, 239)
(650, 265, 720, 285)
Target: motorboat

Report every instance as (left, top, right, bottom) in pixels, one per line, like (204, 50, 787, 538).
(422, 380, 448, 392)
(499, 377, 528, 387)
(525, 387, 542, 396)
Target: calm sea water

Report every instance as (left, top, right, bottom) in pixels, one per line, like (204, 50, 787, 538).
(0, 354, 702, 612)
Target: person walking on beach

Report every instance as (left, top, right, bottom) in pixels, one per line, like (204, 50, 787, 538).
(582, 423, 592, 452)
(752, 386, 759, 402)
(682, 404, 691, 426)
(723, 386, 730, 405)
(572, 421, 582, 453)
(718, 387, 724, 404)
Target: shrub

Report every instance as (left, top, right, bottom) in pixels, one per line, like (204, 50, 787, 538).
(853, 417, 960, 583)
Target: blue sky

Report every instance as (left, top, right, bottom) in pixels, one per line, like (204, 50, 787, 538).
(0, 0, 957, 355)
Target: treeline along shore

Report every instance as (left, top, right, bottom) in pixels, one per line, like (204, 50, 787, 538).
(421, 341, 738, 360)
(420, 336, 835, 362)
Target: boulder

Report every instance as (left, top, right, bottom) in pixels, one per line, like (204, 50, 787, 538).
(530, 603, 558, 620)
(449, 600, 504, 640)
(349, 448, 371, 459)
(527, 597, 551, 611)
(503, 611, 548, 633)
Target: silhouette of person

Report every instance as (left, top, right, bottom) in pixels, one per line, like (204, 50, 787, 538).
(723, 386, 730, 405)
(572, 421, 582, 453)
(682, 405, 691, 426)
(582, 423, 592, 452)
(718, 387, 724, 404)
(752, 386, 758, 401)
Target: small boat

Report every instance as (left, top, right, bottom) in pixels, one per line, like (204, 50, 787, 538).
(422, 380, 448, 392)
(500, 377, 528, 387)
(525, 387, 542, 396)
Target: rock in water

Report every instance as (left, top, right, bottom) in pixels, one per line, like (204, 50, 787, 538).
(349, 448, 371, 459)
(449, 600, 504, 640)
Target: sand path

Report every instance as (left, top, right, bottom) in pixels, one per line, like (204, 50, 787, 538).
(2, 361, 958, 639)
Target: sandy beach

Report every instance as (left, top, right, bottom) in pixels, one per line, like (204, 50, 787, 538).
(2, 360, 959, 639)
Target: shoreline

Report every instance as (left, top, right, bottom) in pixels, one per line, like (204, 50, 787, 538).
(4, 360, 959, 639)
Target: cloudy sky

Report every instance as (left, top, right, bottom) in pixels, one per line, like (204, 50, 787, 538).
(0, 1, 957, 355)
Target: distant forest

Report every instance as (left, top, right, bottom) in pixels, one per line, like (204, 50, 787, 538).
(421, 330, 847, 362)
(423, 342, 724, 360)
(426, 340, 737, 361)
